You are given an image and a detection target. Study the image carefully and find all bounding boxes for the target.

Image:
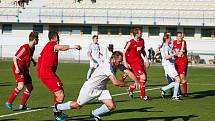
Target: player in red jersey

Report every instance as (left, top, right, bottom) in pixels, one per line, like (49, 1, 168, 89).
(123, 28, 149, 100)
(173, 32, 189, 97)
(5, 32, 39, 110)
(37, 31, 81, 121)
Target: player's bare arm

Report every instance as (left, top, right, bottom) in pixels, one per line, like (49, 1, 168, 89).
(109, 75, 130, 87)
(13, 48, 25, 73)
(123, 42, 131, 68)
(54, 45, 81, 51)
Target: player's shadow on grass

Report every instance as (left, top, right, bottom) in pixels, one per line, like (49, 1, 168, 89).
(147, 84, 166, 87)
(87, 100, 129, 105)
(0, 119, 16, 121)
(107, 114, 198, 121)
(0, 82, 15, 87)
(189, 90, 215, 99)
(111, 107, 162, 115)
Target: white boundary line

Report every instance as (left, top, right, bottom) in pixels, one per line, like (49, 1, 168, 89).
(1, 82, 215, 118)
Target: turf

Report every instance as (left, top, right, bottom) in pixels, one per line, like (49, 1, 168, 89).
(0, 61, 215, 121)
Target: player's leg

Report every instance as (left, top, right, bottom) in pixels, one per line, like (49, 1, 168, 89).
(91, 90, 113, 120)
(172, 76, 180, 99)
(121, 72, 128, 82)
(19, 83, 33, 110)
(87, 60, 97, 80)
(139, 73, 148, 100)
(5, 82, 24, 109)
(179, 65, 188, 96)
(19, 74, 33, 110)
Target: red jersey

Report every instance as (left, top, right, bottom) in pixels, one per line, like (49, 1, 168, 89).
(13, 44, 34, 71)
(38, 41, 58, 77)
(125, 38, 145, 64)
(173, 40, 188, 65)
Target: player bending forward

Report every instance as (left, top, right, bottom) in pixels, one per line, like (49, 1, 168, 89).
(55, 51, 138, 121)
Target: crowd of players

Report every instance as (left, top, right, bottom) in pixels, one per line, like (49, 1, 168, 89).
(4, 28, 189, 121)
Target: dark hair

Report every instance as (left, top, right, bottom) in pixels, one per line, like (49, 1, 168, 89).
(111, 51, 123, 59)
(176, 31, 182, 36)
(132, 28, 141, 37)
(92, 35, 98, 39)
(48, 31, 58, 41)
(29, 32, 38, 41)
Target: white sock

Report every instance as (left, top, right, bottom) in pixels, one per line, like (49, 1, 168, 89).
(161, 82, 175, 91)
(57, 101, 72, 111)
(92, 104, 110, 116)
(173, 82, 179, 97)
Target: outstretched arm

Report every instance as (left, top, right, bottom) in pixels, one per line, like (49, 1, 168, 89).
(55, 45, 81, 51)
(109, 75, 130, 87)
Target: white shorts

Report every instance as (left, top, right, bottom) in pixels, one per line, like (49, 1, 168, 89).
(90, 58, 101, 68)
(76, 83, 112, 106)
(163, 64, 178, 79)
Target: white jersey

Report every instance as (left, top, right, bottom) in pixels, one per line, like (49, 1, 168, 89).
(88, 43, 101, 60)
(161, 44, 175, 66)
(85, 60, 115, 91)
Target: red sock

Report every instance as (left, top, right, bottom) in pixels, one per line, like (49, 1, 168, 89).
(139, 82, 146, 97)
(129, 85, 135, 92)
(182, 82, 187, 94)
(20, 91, 30, 105)
(121, 73, 127, 82)
(8, 87, 20, 104)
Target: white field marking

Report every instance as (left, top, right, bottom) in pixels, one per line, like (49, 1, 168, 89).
(0, 87, 160, 118)
(0, 108, 48, 118)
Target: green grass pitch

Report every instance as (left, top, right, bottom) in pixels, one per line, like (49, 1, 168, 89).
(0, 61, 215, 121)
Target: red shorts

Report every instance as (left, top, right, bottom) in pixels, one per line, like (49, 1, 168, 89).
(175, 64, 188, 75)
(13, 69, 32, 84)
(129, 63, 147, 81)
(40, 74, 63, 93)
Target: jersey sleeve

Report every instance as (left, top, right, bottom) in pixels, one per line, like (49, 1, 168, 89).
(15, 45, 26, 59)
(103, 62, 114, 77)
(88, 44, 92, 53)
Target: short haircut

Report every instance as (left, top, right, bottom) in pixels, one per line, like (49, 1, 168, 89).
(48, 31, 58, 41)
(92, 35, 98, 39)
(132, 28, 141, 37)
(111, 51, 123, 59)
(176, 31, 183, 36)
(29, 32, 38, 41)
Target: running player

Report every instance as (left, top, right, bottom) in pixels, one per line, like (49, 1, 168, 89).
(54, 51, 138, 121)
(37, 31, 81, 121)
(86, 35, 103, 79)
(124, 28, 149, 100)
(5, 32, 39, 110)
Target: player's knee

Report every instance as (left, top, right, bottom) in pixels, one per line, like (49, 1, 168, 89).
(17, 84, 24, 90)
(71, 102, 81, 109)
(106, 103, 116, 111)
(139, 74, 146, 81)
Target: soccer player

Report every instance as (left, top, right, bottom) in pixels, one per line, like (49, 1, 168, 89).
(37, 31, 81, 121)
(173, 32, 189, 96)
(5, 32, 39, 110)
(123, 28, 149, 100)
(86, 35, 103, 79)
(160, 32, 181, 100)
(55, 51, 138, 121)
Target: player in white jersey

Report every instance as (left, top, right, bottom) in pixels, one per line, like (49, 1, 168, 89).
(160, 32, 181, 101)
(55, 51, 139, 121)
(86, 35, 103, 79)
